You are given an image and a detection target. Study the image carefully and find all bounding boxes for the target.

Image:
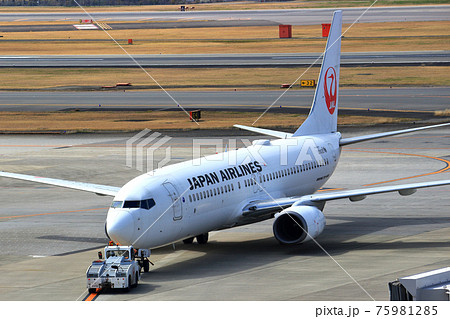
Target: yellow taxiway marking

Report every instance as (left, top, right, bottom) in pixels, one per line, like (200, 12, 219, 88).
(347, 149, 450, 187)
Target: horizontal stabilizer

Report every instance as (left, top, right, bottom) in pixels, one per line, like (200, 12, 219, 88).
(234, 124, 293, 139)
(340, 122, 450, 146)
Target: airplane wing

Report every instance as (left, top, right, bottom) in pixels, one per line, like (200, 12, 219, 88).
(241, 179, 450, 218)
(0, 171, 120, 197)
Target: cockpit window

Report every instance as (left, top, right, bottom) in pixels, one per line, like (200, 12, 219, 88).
(111, 201, 123, 209)
(123, 200, 140, 208)
(122, 199, 156, 210)
(141, 198, 156, 210)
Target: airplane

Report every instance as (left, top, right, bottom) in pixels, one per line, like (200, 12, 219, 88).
(1, 10, 449, 265)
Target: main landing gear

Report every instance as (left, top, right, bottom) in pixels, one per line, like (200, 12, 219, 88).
(183, 233, 209, 245)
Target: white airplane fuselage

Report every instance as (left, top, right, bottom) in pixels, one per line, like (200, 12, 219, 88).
(106, 133, 341, 248)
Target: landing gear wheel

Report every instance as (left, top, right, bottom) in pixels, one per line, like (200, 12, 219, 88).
(196, 233, 209, 245)
(88, 288, 97, 294)
(183, 237, 195, 244)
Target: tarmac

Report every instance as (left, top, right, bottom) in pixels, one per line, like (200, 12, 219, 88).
(1, 5, 449, 24)
(0, 126, 449, 301)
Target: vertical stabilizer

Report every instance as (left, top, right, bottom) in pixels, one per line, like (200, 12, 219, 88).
(293, 10, 342, 137)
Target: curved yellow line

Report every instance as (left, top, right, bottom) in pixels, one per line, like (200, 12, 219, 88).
(347, 149, 450, 187)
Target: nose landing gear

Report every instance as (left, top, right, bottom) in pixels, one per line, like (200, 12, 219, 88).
(182, 233, 209, 245)
(135, 248, 153, 273)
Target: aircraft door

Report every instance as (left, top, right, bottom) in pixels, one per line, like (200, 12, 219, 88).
(252, 172, 263, 193)
(162, 181, 183, 221)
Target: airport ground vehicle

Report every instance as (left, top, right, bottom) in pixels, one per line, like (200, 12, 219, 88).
(86, 243, 151, 293)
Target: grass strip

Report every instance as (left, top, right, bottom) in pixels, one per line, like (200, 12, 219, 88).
(0, 110, 419, 133)
(0, 66, 448, 90)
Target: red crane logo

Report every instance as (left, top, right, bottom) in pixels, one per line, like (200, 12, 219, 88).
(324, 67, 337, 115)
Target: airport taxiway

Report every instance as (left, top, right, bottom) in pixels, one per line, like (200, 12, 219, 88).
(0, 87, 448, 113)
(0, 126, 449, 301)
(1, 6, 449, 24)
(1, 52, 448, 68)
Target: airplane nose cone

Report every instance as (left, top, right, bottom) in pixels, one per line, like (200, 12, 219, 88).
(106, 210, 135, 245)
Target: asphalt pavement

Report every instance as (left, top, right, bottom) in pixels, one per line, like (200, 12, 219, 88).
(0, 128, 449, 300)
(0, 88, 448, 114)
(1, 51, 448, 68)
(1, 5, 449, 24)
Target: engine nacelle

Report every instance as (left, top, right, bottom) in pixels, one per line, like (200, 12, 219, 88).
(272, 205, 326, 244)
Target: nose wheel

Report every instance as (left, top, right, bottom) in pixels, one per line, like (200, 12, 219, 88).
(139, 258, 153, 273)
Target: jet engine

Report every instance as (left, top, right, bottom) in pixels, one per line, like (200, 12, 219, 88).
(272, 205, 326, 244)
